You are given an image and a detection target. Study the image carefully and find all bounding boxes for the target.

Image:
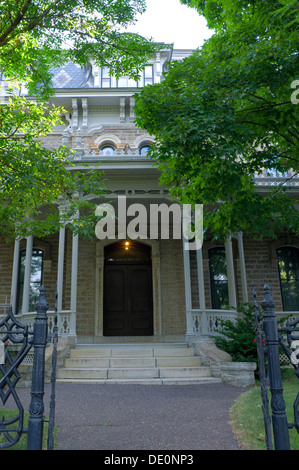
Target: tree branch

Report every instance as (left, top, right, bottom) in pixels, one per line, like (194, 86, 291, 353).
(240, 121, 296, 146)
(0, 0, 33, 46)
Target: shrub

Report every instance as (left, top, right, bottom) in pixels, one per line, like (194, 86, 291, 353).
(213, 303, 258, 364)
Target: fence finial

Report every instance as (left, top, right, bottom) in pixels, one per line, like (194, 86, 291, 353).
(36, 285, 49, 318)
(261, 284, 275, 312)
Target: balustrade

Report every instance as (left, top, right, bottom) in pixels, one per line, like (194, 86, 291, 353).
(189, 308, 297, 336)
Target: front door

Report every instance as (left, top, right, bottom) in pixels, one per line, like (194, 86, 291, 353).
(103, 242, 153, 336)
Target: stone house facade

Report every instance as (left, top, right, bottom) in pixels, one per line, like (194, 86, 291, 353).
(1, 45, 298, 355)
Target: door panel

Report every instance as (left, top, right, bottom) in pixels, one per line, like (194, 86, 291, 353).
(105, 268, 126, 312)
(103, 264, 153, 336)
(129, 266, 153, 334)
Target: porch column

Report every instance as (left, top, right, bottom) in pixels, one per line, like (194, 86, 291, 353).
(237, 232, 248, 303)
(183, 240, 194, 336)
(57, 224, 66, 312)
(225, 236, 237, 309)
(10, 236, 21, 314)
(22, 235, 33, 313)
(70, 226, 78, 338)
(196, 246, 209, 335)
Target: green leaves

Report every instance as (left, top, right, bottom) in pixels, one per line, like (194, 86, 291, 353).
(0, 0, 161, 98)
(0, 0, 162, 238)
(135, 0, 299, 240)
(213, 304, 258, 364)
(0, 94, 105, 239)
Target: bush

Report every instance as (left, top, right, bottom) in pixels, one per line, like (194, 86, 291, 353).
(213, 303, 258, 364)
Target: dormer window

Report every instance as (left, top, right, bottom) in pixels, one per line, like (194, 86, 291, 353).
(143, 65, 154, 86)
(117, 76, 137, 88)
(101, 67, 111, 88)
(99, 64, 154, 88)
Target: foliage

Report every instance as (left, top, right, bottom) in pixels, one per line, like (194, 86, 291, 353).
(231, 370, 299, 450)
(135, 0, 299, 240)
(0, 0, 160, 98)
(0, 95, 105, 238)
(213, 303, 258, 363)
(0, 0, 161, 238)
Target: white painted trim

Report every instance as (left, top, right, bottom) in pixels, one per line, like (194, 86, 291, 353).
(225, 236, 237, 309)
(22, 236, 33, 314)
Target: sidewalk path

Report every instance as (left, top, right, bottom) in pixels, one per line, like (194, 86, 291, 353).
(16, 383, 244, 450)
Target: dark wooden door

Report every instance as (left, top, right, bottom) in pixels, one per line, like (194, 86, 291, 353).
(104, 264, 153, 336)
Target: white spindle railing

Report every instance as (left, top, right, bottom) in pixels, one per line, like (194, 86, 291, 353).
(190, 309, 299, 336)
(0, 310, 72, 337)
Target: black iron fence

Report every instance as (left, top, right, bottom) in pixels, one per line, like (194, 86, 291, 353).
(0, 286, 57, 450)
(253, 284, 299, 450)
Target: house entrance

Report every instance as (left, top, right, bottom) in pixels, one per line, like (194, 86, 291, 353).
(103, 241, 153, 336)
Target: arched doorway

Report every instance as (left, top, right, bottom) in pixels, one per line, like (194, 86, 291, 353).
(103, 241, 153, 336)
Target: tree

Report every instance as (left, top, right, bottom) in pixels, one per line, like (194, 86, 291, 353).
(0, 0, 159, 97)
(134, 0, 299, 240)
(0, 95, 107, 238)
(0, 0, 160, 239)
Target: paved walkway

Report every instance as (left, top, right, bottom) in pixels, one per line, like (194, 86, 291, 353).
(15, 382, 244, 450)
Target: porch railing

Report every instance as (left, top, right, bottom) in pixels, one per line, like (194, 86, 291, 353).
(0, 310, 72, 337)
(190, 308, 298, 336)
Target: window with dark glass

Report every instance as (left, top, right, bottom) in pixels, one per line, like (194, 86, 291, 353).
(17, 249, 44, 313)
(277, 246, 299, 311)
(209, 247, 229, 309)
(105, 241, 151, 264)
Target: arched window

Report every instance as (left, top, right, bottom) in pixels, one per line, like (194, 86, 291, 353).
(277, 246, 299, 311)
(139, 145, 151, 156)
(17, 249, 44, 313)
(105, 241, 151, 264)
(209, 247, 229, 309)
(100, 145, 115, 156)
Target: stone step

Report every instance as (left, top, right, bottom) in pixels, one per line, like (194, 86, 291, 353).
(75, 342, 187, 349)
(56, 343, 218, 385)
(159, 366, 211, 378)
(69, 346, 195, 358)
(64, 356, 202, 368)
(57, 377, 222, 385)
(57, 366, 212, 380)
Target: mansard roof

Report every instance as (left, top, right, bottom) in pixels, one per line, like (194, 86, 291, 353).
(50, 62, 93, 89)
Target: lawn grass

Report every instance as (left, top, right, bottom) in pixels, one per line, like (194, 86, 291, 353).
(0, 409, 54, 450)
(230, 369, 299, 450)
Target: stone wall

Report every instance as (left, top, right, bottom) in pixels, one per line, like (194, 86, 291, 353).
(1, 230, 298, 339)
(160, 239, 186, 336)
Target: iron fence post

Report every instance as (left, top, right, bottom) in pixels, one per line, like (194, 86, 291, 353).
(47, 288, 58, 450)
(253, 289, 273, 449)
(261, 284, 290, 450)
(27, 286, 49, 450)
